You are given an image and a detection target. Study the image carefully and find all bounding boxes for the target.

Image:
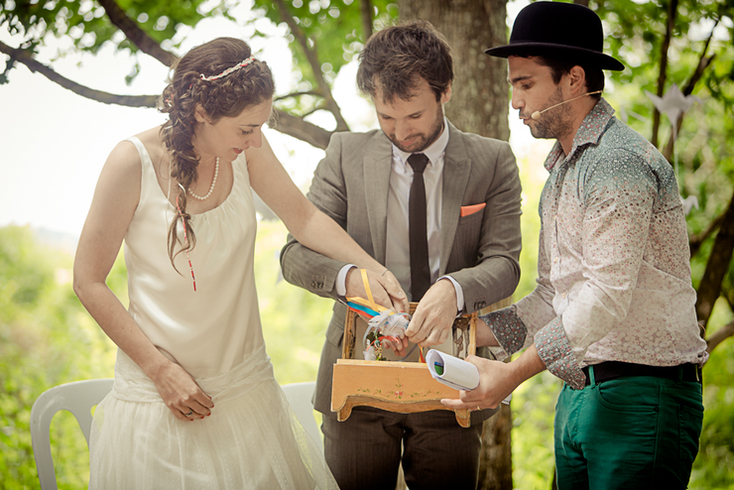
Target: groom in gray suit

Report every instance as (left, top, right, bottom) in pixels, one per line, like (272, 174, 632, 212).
(280, 21, 522, 490)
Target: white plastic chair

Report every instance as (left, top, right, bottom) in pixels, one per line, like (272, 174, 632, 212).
(31, 378, 320, 488)
(30, 378, 114, 490)
(281, 381, 323, 452)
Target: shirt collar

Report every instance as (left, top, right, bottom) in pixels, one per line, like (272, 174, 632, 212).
(543, 98, 615, 171)
(393, 117, 450, 169)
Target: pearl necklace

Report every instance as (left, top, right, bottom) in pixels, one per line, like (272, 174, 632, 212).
(188, 157, 219, 201)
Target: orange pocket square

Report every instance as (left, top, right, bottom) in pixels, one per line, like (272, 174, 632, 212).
(460, 203, 486, 217)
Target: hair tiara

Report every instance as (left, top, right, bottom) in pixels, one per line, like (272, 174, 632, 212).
(200, 56, 256, 81)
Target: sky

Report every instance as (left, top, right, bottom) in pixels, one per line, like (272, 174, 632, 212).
(0, 0, 546, 244)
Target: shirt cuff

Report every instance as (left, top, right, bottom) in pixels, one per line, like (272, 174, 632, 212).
(336, 264, 357, 297)
(438, 275, 464, 315)
(534, 317, 587, 389)
(479, 306, 527, 357)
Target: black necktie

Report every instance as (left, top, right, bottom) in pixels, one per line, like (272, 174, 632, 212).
(408, 153, 430, 301)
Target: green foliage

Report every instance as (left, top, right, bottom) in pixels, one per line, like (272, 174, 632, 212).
(509, 151, 560, 489)
(0, 225, 118, 488)
(0, 222, 332, 487)
(511, 372, 561, 489)
(513, 148, 546, 301)
(249, 0, 398, 124)
(595, 0, 734, 258)
(253, 220, 333, 384)
(0, 0, 210, 56)
(252, 0, 398, 88)
(2, 1, 734, 488)
(690, 300, 734, 489)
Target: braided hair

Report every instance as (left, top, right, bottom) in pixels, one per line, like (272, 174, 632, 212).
(158, 37, 275, 271)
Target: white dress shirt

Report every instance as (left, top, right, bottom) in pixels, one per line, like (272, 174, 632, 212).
(337, 119, 464, 310)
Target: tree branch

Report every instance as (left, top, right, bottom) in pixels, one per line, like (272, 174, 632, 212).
(0, 40, 157, 107)
(96, 0, 177, 67)
(299, 104, 328, 119)
(360, 0, 374, 40)
(662, 22, 718, 161)
(651, 0, 678, 148)
(272, 109, 332, 149)
(274, 90, 323, 101)
(271, 0, 349, 132)
(1, 41, 335, 149)
(707, 319, 734, 354)
(695, 190, 734, 326)
(690, 209, 726, 257)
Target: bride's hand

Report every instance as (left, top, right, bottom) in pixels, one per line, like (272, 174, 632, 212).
(346, 268, 408, 313)
(375, 269, 409, 313)
(150, 361, 214, 421)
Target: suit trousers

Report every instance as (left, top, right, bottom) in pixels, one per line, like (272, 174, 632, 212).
(554, 366, 704, 489)
(322, 406, 483, 490)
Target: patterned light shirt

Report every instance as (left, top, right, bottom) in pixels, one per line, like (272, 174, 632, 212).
(483, 98, 709, 389)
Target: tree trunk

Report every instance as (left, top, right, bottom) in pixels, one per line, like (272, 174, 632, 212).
(398, 2, 512, 488)
(695, 191, 734, 327)
(651, 0, 679, 148)
(477, 390, 513, 490)
(399, 0, 510, 142)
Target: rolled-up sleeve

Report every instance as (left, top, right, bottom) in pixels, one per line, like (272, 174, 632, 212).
(480, 306, 527, 359)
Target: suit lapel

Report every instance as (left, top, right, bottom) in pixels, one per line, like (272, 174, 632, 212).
(440, 123, 471, 275)
(363, 134, 393, 264)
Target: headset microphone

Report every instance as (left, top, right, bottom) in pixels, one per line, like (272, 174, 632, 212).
(530, 90, 603, 120)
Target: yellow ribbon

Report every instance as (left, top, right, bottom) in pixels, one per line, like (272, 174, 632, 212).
(346, 269, 388, 313)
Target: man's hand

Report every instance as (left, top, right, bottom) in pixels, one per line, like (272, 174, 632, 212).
(345, 267, 408, 313)
(345, 267, 409, 356)
(440, 355, 518, 410)
(441, 345, 546, 410)
(405, 278, 457, 347)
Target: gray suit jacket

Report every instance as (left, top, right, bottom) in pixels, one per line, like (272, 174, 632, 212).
(280, 122, 522, 417)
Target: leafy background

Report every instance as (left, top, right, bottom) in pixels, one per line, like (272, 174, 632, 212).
(1, 0, 734, 488)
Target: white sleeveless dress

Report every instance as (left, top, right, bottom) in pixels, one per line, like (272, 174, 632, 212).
(88, 137, 337, 489)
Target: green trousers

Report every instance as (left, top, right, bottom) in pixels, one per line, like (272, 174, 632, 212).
(554, 366, 703, 490)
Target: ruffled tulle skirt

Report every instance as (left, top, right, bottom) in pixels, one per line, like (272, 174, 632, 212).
(89, 348, 337, 489)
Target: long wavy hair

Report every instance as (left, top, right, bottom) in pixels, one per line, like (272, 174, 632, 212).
(158, 37, 274, 271)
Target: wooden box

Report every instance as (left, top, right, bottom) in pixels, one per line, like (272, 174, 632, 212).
(331, 303, 478, 427)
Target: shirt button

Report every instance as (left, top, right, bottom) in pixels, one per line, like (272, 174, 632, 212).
(562, 292, 567, 299)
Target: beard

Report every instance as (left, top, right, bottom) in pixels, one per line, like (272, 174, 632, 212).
(387, 103, 445, 153)
(528, 85, 573, 140)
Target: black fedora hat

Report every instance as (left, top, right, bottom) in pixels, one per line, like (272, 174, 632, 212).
(485, 1, 624, 71)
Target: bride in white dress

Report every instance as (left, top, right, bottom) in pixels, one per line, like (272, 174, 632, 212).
(73, 37, 407, 488)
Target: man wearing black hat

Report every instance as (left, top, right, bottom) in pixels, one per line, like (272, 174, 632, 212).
(443, 2, 708, 488)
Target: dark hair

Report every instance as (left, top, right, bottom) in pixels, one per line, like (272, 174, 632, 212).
(533, 56, 605, 97)
(158, 37, 274, 270)
(357, 21, 453, 103)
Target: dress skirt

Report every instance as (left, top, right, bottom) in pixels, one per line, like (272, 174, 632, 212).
(89, 348, 337, 489)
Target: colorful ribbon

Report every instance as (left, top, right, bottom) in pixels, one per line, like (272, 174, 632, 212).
(345, 269, 425, 362)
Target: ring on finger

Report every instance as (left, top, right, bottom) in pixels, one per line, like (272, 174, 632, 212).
(184, 410, 193, 416)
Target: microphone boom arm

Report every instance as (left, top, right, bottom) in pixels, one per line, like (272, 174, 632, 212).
(531, 90, 603, 120)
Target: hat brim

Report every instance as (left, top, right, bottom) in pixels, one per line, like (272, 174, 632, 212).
(485, 42, 624, 71)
